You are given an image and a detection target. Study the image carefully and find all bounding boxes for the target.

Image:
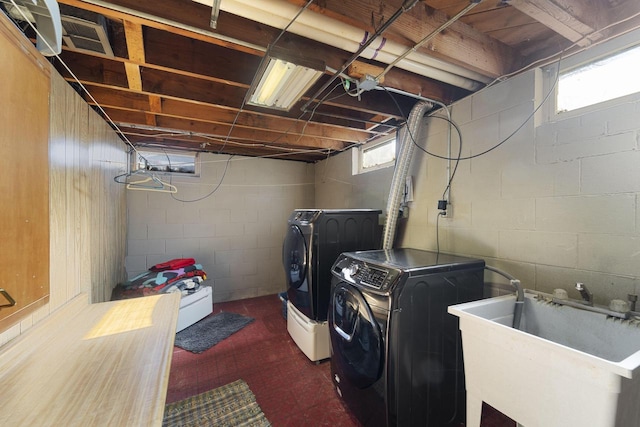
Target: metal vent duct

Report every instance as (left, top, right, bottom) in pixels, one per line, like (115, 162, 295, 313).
(59, 5, 113, 56)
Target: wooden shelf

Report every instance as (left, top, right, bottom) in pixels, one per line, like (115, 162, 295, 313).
(0, 292, 180, 426)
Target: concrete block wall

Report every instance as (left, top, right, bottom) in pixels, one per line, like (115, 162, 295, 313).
(125, 153, 315, 302)
(398, 67, 640, 305)
(315, 62, 640, 306)
(314, 148, 393, 215)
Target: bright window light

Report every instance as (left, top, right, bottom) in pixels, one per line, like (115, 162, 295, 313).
(363, 139, 396, 169)
(353, 137, 396, 175)
(135, 150, 198, 175)
(557, 44, 640, 112)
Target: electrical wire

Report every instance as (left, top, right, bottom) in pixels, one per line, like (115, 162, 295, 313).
(7, 0, 149, 167)
(219, 0, 316, 154)
(169, 153, 234, 203)
(436, 211, 445, 255)
(383, 57, 561, 162)
(483, 8, 640, 89)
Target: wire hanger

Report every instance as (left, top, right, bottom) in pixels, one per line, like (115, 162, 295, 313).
(127, 175, 178, 193)
(114, 169, 178, 193)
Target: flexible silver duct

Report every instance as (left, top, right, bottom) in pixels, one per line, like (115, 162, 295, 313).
(382, 101, 433, 250)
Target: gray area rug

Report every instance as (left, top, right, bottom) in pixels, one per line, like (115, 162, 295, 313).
(175, 312, 254, 353)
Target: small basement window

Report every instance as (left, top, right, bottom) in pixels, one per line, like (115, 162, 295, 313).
(134, 149, 199, 176)
(557, 44, 640, 113)
(353, 136, 396, 175)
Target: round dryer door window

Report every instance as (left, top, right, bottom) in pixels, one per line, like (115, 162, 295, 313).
(329, 282, 383, 389)
(282, 224, 307, 289)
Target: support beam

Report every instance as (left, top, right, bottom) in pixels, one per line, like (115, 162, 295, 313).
(508, 0, 600, 47)
(123, 21, 145, 90)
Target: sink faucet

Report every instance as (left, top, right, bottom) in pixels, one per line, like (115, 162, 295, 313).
(575, 282, 593, 306)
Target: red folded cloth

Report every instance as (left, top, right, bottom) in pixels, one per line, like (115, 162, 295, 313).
(149, 258, 195, 271)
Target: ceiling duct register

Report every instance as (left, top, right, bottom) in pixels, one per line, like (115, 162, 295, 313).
(59, 5, 113, 57)
(0, 0, 62, 55)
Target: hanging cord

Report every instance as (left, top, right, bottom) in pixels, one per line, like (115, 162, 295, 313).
(218, 0, 316, 155)
(164, 78, 346, 203)
(383, 54, 561, 162)
(299, 0, 420, 113)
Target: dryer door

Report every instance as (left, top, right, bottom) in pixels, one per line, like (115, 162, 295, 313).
(283, 224, 315, 317)
(282, 224, 307, 289)
(329, 282, 384, 388)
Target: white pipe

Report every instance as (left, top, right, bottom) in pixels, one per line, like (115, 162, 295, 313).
(382, 101, 432, 250)
(219, 0, 490, 91)
(81, 0, 267, 53)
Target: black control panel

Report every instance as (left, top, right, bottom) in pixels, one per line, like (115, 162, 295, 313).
(331, 255, 401, 293)
(354, 265, 388, 289)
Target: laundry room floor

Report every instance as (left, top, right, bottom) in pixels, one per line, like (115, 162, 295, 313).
(166, 294, 516, 427)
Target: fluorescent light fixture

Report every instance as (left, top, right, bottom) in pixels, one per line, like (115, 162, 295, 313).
(247, 46, 325, 111)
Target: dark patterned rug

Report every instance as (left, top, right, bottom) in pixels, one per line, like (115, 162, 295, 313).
(174, 311, 254, 353)
(163, 380, 270, 427)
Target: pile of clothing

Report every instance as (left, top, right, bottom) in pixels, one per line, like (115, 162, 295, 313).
(113, 258, 207, 300)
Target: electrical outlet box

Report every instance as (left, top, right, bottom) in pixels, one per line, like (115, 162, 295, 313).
(438, 200, 452, 219)
(358, 75, 379, 91)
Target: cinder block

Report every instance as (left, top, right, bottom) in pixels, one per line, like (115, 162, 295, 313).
(215, 249, 244, 265)
(537, 133, 635, 163)
(447, 227, 499, 258)
(471, 71, 534, 119)
(199, 209, 231, 224)
(556, 121, 605, 143)
(199, 237, 231, 252)
(536, 195, 635, 234)
(472, 198, 535, 230)
(230, 209, 258, 224)
(581, 151, 640, 194)
(164, 238, 200, 255)
(166, 207, 200, 224)
(229, 235, 259, 250)
(127, 239, 166, 256)
(578, 234, 640, 277)
(498, 230, 577, 268)
(183, 223, 216, 238)
(215, 223, 244, 237)
(127, 223, 148, 240)
(535, 265, 592, 294)
(501, 162, 555, 199)
(148, 223, 184, 239)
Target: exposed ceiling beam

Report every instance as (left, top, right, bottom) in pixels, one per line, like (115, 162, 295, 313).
(508, 0, 600, 47)
(122, 20, 144, 91)
(81, 84, 379, 143)
(286, 0, 521, 77)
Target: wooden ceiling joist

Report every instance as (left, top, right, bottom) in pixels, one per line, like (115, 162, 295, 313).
(45, 0, 640, 162)
(508, 0, 600, 47)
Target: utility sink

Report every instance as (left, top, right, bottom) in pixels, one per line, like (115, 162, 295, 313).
(449, 292, 640, 427)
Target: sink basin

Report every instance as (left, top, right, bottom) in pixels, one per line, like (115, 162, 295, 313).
(448, 292, 640, 427)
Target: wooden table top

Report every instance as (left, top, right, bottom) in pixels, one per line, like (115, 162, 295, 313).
(0, 292, 181, 426)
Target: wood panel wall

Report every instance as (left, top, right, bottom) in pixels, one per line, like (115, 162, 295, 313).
(0, 13, 50, 329)
(0, 12, 128, 344)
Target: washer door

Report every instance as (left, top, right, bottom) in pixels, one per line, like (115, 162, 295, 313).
(330, 282, 384, 389)
(282, 224, 307, 290)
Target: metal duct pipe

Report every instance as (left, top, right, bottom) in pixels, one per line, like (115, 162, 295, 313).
(217, 0, 490, 91)
(382, 100, 432, 250)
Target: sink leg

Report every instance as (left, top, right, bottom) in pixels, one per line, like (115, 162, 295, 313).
(466, 395, 482, 427)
